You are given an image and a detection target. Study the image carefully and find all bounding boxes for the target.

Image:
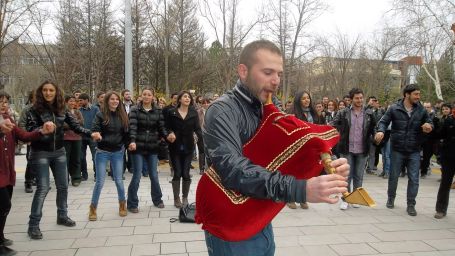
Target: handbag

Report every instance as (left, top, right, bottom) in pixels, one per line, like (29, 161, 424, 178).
(179, 202, 196, 223)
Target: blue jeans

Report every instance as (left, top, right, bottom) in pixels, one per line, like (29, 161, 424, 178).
(388, 150, 420, 206)
(91, 148, 126, 207)
(381, 139, 391, 175)
(142, 160, 148, 176)
(127, 153, 162, 208)
(204, 223, 275, 256)
(29, 148, 69, 227)
(341, 153, 368, 192)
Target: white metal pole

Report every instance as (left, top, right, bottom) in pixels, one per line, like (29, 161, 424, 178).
(125, 0, 133, 91)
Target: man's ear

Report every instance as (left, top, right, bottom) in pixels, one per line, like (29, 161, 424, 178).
(238, 64, 248, 81)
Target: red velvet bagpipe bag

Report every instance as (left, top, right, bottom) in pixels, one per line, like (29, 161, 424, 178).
(195, 102, 339, 241)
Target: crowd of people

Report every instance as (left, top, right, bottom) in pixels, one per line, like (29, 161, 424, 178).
(0, 39, 454, 256)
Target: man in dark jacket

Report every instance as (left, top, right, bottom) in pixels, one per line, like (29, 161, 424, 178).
(200, 39, 350, 255)
(330, 88, 376, 210)
(375, 84, 433, 216)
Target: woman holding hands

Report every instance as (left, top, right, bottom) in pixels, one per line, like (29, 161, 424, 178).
(88, 91, 130, 220)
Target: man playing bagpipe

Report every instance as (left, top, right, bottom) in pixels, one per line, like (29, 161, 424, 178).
(196, 40, 350, 256)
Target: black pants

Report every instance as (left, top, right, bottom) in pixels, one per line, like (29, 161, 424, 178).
(374, 145, 381, 167)
(421, 141, 434, 175)
(0, 186, 13, 239)
(436, 160, 455, 214)
(24, 145, 35, 184)
(197, 138, 206, 172)
(170, 150, 193, 182)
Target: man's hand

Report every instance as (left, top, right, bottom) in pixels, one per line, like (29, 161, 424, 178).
(0, 118, 15, 134)
(167, 132, 176, 143)
(374, 132, 384, 144)
(422, 123, 432, 133)
(42, 121, 55, 134)
(91, 132, 102, 141)
(305, 158, 349, 204)
(331, 158, 349, 178)
(128, 142, 136, 151)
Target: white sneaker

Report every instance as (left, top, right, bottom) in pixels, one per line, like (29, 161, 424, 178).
(352, 204, 360, 208)
(339, 201, 349, 210)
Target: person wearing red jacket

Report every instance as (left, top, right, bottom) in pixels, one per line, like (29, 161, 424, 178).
(0, 91, 54, 256)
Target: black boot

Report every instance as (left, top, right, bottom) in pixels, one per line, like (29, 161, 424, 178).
(386, 197, 394, 209)
(0, 246, 17, 256)
(27, 226, 43, 240)
(182, 180, 192, 207)
(172, 180, 182, 208)
(24, 182, 33, 193)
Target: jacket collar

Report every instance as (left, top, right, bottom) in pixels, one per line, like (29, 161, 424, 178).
(233, 80, 262, 111)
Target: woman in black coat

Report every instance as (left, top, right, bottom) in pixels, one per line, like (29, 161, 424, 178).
(127, 88, 170, 211)
(287, 91, 325, 210)
(166, 91, 202, 208)
(434, 104, 455, 219)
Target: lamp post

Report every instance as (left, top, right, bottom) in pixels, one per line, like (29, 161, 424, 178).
(125, 0, 133, 92)
(451, 23, 455, 81)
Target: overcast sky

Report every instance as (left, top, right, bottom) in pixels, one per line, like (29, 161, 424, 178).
(108, 0, 392, 44)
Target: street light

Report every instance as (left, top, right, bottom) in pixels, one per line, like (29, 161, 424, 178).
(125, 0, 133, 92)
(450, 23, 455, 81)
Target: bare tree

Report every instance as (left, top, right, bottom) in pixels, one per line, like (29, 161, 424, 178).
(0, 0, 42, 61)
(266, 0, 327, 101)
(144, 0, 173, 97)
(169, 0, 203, 91)
(391, 0, 455, 100)
(200, 0, 265, 91)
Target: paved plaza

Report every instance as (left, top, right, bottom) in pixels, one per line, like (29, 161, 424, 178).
(5, 154, 455, 256)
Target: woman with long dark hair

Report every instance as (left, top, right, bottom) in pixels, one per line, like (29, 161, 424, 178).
(89, 91, 130, 220)
(127, 88, 170, 212)
(434, 103, 455, 219)
(292, 91, 325, 125)
(288, 91, 325, 210)
(166, 91, 202, 208)
(0, 91, 53, 255)
(24, 81, 91, 240)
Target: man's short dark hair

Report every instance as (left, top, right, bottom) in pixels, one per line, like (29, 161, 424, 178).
(65, 94, 75, 102)
(79, 93, 90, 100)
(73, 89, 81, 94)
(170, 92, 178, 98)
(441, 103, 452, 110)
(402, 84, 419, 97)
(121, 89, 130, 97)
(368, 96, 377, 101)
(96, 91, 105, 98)
(0, 90, 10, 101)
(348, 88, 363, 99)
(239, 40, 282, 69)
(343, 94, 351, 100)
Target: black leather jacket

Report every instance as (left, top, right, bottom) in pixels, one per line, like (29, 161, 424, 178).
(166, 106, 202, 154)
(438, 115, 455, 161)
(203, 80, 306, 203)
(24, 107, 91, 151)
(92, 111, 129, 152)
(330, 106, 376, 155)
(377, 99, 433, 153)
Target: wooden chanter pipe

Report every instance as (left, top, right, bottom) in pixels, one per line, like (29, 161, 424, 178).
(320, 153, 376, 207)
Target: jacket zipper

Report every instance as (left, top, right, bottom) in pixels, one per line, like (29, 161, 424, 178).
(53, 113, 56, 151)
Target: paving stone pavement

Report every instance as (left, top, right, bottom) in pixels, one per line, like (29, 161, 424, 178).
(7, 154, 455, 256)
